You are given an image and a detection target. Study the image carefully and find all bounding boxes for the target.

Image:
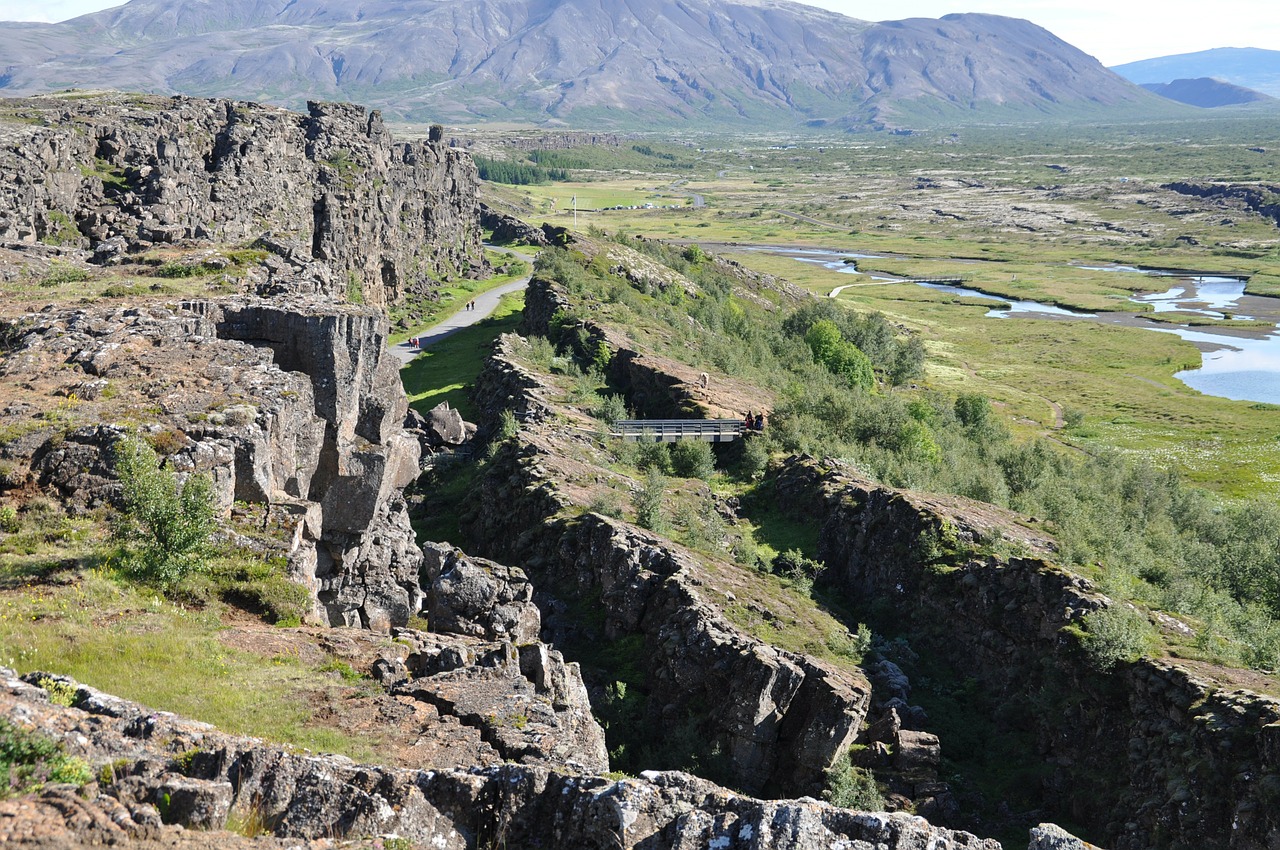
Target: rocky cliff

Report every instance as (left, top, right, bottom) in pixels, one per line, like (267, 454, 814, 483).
(776, 457, 1280, 850)
(457, 332, 870, 800)
(0, 93, 485, 306)
(0, 297, 423, 631)
(1, 667, 1000, 850)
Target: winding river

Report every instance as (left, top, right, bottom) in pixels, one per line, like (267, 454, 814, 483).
(757, 247, 1280, 405)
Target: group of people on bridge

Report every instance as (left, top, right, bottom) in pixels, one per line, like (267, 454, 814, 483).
(743, 411, 766, 433)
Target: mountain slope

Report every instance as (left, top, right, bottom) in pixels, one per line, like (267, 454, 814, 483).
(0, 0, 1178, 129)
(1113, 47, 1280, 98)
(1141, 77, 1277, 108)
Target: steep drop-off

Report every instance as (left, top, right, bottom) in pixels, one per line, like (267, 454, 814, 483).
(0, 93, 485, 307)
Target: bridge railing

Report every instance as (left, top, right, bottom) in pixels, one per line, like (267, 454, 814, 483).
(613, 419, 745, 443)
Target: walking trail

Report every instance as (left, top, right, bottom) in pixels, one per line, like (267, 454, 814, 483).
(388, 276, 530, 365)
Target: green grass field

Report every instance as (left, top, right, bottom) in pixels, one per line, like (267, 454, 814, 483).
(400, 291, 526, 421)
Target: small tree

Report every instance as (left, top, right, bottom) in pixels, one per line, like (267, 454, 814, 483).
(670, 439, 715, 480)
(112, 435, 215, 586)
(633, 469, 667, 531)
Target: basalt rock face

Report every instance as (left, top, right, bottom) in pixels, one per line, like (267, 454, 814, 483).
(1, 668, 998, 850)
(0, 93, 486, 305)
(1163, 181, 1280, 229)
(390, 628, 610, 774)
(776, 457, 1280, 850)
(0, 297, 422, 632)
(459, 342, 870, 799)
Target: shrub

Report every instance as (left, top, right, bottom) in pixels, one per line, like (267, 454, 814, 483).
(0, 506, 17, 534)
(633, 470, 667, 531)
(112, 435, 215, 587)
(954, 393, 992, 428)
(0, 718, 93, 798)
(670, 439, 715, 480)
(823, 754, 885, 810)
(772, 548, 826, 582)
(635, 440, 672, 474)
(1080, 605, 1154, 671)
(36, 678, 78, 707)
(496, 409, 519, 441)
(595, 393, 629, 426)
(39, 263, 92, 288)
(738, 436, 771, 482)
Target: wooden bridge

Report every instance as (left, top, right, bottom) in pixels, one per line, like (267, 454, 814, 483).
(613, 419, 746, 443)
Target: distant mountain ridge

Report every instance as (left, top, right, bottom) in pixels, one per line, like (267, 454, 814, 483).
(1140, 77, 1276, 109)
(0, 0, 1179, 129)
(1113, 48, 1280, 99)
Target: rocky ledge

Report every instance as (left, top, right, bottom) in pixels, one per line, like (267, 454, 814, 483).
(0, 668, 1001, 850)
(0, 297, 421, 630)
(0, 93, 486, 306)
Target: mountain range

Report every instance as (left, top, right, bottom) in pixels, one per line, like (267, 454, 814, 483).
(1113, 48, 1280, 99)
(1140, 78, 1276, 109)
(0, 0, 1182, 130)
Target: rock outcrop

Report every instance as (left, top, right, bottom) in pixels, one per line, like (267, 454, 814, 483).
(459, 338, 870, 799)
(478, 202, 551, 247)
(1163, 181, 1280, 229)
(0, 298, 422, 632)
(1, 668, 999, 850)
(0, 93, 486, 306)
(776, 457, 1280, 850)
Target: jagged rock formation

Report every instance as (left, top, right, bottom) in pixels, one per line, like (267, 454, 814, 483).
(775, 457, 1280, 850)
(0, 93, 485, 306)
(1, 668, 999, 850)
(1163, 181, 1280, 229)
(459, 330, 869, 799)
(0, 298, 422, 631)
(478, 202, 551, 247)
(0, 0, 1175, 129)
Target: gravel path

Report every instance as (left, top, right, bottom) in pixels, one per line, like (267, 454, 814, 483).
(389, 275, 530, 365)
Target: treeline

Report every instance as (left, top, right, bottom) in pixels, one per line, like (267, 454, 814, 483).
(473, 156, 570, 185)
(632, 144, 678, 162)
(531, 242, 1280, 671)
(528, 149, 589, 169)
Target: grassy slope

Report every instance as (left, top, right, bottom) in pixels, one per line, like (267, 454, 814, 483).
(0, 521, 384, 762)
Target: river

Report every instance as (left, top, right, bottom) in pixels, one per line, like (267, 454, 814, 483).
(756, 247, 1280, 405)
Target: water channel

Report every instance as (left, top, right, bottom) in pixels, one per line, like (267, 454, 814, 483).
(755, 246, 1280, 405)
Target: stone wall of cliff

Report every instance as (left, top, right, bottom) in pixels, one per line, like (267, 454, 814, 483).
(776, 457, 1280, 850)
(0, 93, 486, 305)
(0, 297, 424, 632)
(458, 336, 870, 799)
(0, 667, 999, 850)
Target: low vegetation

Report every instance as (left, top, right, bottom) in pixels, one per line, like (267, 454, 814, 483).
(528, 241, 1280, 673)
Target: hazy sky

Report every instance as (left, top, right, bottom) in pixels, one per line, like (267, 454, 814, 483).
(0, 0, 1276, 66)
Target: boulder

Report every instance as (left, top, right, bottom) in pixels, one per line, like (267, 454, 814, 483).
(421, 543, 541, 643)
